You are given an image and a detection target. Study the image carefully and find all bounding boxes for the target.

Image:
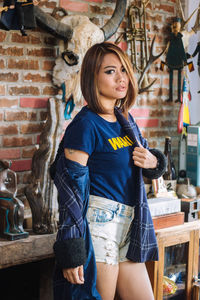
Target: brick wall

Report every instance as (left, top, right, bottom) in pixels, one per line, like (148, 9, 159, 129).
(0, 0, 180, 198)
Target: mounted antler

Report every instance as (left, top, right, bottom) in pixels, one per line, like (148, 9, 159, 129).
(192, 5, 200, 33)
(175, 1, 200, 49)
(126, 1, 164, 93)
(138, 35, 166, 94)
(177, 0, 199, 30)
(143, 0, 150, 8)
(34, 0, 127, 42)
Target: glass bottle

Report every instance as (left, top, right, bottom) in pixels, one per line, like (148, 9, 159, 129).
(163, 136, 177, 180)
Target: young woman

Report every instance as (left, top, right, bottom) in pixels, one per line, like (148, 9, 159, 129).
(52, 42, 166, 300)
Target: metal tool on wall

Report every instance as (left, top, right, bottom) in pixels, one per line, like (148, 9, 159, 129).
(126, 0, 165, 93)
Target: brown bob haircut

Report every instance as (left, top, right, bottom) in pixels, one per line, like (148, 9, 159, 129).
(80, 42, 138, 118)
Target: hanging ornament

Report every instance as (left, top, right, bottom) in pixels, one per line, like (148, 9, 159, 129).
(177, 76, 191, 135)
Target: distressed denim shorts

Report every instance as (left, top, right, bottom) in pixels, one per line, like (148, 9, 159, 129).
(86, 195, 135, 265)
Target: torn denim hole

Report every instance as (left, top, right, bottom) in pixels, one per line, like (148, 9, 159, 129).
(105, 241, 118, 255)
(105, 241, 118, 264)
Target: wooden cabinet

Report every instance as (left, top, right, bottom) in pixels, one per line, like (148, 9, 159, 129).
(146, 220, 200, 300)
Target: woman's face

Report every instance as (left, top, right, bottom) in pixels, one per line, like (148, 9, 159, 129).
(97, 53, 129, 105)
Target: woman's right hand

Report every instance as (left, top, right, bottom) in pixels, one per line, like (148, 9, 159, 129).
(63, 265, 84, 284)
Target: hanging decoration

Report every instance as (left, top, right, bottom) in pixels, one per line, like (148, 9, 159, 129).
(161, 1, 200, 102)
(60, 82, 75, 120)
(0, 0, 41, 36)
(126, 0, 165, 94)
(177, 76, 191, 135)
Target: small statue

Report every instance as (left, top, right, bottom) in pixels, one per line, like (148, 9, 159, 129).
(161, 2, 200, 102)
(0, 160, 29, 240)
(165, 17, 187, 103)
(13, 0, 29, 36)
(0, 0, 40, 36)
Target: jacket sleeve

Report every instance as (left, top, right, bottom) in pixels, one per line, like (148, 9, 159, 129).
(53, 153, 88, 269)
(130, 116, 167, 180)
(142, 148, 167, 179)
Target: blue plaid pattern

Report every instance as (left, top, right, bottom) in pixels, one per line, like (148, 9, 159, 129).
(115, 108, 159, 261)
(54, 154, 89, 240)
(53, 155, 101, 300)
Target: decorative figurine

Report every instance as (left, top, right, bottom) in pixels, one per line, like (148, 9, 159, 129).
(14, 0, 29, 36)
(165, 17, 187, 103)
(0, 0, 39, 36)
(0, 160, 29, 240)
(161, 1, 200, 102)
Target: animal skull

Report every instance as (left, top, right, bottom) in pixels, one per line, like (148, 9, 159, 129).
(53, 16, 104, 104)
(34, 0, 127, 105)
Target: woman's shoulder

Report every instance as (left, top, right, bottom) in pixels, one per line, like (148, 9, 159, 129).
(73, 106, 97, 123)
(65, 106, 97, 136)
(63, 106, 97, 152)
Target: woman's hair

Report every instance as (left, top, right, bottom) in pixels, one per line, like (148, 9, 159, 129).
(80, 42, 138, 117)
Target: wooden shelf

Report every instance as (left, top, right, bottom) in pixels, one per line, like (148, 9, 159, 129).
(0, 232, 56, 269)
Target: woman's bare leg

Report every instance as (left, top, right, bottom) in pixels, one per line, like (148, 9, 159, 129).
(116, 261, 154, 300)
(96, 262, 119, 300)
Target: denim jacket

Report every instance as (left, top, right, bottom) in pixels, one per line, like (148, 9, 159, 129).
(52, 109, 166, 300)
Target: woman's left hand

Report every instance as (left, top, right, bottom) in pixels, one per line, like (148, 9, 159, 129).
(132, 141, 157, 169)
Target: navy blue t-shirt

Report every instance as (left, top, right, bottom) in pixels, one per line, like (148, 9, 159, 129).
(64, 106, 137, 206)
